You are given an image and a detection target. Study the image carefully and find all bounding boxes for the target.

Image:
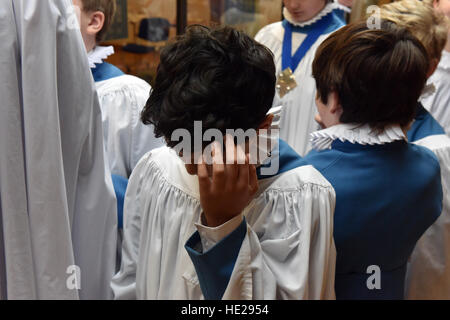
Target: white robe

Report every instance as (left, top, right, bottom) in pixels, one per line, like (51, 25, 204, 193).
(95, 75, 164, 178)
(422, 51, 450, 134)
(111, 146, 336, 300)
(405, 134, 450, 299)
(255, 17, 342, 156)
(0, 0, 117, 299)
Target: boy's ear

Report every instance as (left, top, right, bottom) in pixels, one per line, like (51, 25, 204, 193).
(258, 114, 274, 131)
(86, 11, 105, 37)
(329, 91, 342, 115)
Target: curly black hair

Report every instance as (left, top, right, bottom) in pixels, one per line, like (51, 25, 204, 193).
(141, 25, 276, 148)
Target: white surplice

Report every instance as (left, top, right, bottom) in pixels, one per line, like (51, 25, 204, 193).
(88, 46, 164, 178)
(405, 134, 450, 299)
(95, 75, 164, 178)
(254, 4, 344, 156)
(0, 0, 117, 299)
(111, 146, 336, 300)
(422, 50, 450, 134)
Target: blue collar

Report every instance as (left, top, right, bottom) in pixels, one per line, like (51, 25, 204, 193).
(257, 139, 307, 180)
(91, 62, 124, 82)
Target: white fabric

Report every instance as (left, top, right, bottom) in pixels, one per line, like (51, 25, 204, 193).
(88, 45, 114, 68)
(255, 18, 342, 156)
(422, 50, 450, 134)
(405, 134, 450, 299)
(333, 0, 352, 13)
(96, 75, 164, 178)
(0, 0, 117, 299)
(112, 146, 337, 300)
(310, 123, 407, 151)
(195, 214, 244, 252)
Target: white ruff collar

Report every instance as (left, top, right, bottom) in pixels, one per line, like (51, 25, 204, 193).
(87, 46, 114, 68)
(310, 123, 407, 151)
(283, 3, 342, 27)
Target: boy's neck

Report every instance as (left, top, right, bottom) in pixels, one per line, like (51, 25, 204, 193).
(84, 36, 97, 53)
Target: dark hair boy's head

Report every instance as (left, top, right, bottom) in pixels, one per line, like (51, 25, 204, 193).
(313, 20, 430, 130)
(141, 25, 276, 148)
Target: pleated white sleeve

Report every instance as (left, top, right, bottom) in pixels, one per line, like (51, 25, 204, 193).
(406, 135, 450, 299)
(96, 75, 164, 178)
(112, 147, 336, 300)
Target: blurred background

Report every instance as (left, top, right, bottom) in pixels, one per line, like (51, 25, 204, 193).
(102, 0, 394, 85)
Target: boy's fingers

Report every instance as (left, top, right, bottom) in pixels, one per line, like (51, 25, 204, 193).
(225, 134, 238, 180)
(236, 142, 246, 165)
(212, 142, 226, 188)
(197, 155, 211, 193)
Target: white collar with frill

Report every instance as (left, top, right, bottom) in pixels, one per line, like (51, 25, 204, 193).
(87, 46, 115, 68)
(283, 2, 348, 28)
(310, 123, 407, 151)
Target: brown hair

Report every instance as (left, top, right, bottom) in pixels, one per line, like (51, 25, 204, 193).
(379, 0, 449, 61)
(80, 0, 116, 43)
(313, 20, 429, 130)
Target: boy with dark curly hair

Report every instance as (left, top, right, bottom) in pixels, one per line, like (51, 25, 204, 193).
(112, 25, 337, 300)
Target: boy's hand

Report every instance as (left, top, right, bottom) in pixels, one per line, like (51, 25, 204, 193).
(198, 135, 259, 227)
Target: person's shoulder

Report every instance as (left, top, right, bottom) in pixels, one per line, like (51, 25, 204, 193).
(407, 142, 441, 178)
(413, 134, 450, 153)
(255, 21, 283, 42)
(303, 147, 345, 173)
(96, 73, 151, 93)
(133, 146, 200, 199)
(259, 164, 333, 194)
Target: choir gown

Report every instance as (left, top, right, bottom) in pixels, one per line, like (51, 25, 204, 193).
(88, 46, 164, 179)
(255, 3, 344, 156)
(405, 104, 450, 299)
(304, 123, 443, 299)
(112, 139, 337, 300)
(0, 0, 117, 299)
(421, 50, 450, 134)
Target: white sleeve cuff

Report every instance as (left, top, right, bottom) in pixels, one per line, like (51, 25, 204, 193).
(194, 214, 244, 252)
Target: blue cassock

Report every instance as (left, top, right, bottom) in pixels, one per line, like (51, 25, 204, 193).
(185, 140, 308, 300)
(303, 135, 443, 299)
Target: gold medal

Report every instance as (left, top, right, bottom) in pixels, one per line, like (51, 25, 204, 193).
(276, 68, 297, 98)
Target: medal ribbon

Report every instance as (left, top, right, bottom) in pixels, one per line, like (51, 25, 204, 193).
(282, 13, 335, 72)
